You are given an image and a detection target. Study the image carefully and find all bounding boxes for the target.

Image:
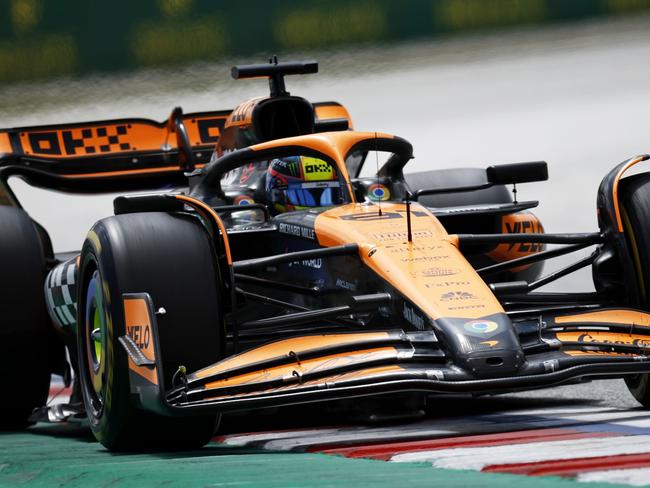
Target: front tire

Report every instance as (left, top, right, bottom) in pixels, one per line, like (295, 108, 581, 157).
(77, 212, 223, 450)
(618, 174, 650, 406)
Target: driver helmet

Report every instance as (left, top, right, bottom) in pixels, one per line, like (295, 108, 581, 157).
(265, 156, 342, 214)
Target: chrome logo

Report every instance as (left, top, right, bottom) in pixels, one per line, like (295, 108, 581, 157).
(234, 195, 255, 206)
(464, 320, 499, 334)
(368, 184, 390, 202)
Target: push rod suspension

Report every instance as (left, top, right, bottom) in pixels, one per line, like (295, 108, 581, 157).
(233, 243, 358, 273)
(458, 232, 604, 245)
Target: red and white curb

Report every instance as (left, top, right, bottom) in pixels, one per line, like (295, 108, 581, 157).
(215, 405, 650, 486)
(48, 381, 72, 403)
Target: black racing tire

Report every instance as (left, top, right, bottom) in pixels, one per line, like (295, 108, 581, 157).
(0, 206, 51, 429)
(77, 212, 223, 450)
(619, 173, 650, 406)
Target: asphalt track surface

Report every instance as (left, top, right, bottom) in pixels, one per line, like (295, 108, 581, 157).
(1, 384, 649, 487)
(3, 12, 650, 488)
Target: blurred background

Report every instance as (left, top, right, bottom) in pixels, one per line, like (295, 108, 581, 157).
(2, 0, 650, 294)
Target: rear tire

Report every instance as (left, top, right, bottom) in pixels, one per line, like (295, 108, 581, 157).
(0, 206, 51, 429)
(618, 174, 650, 406)
(77, 212, 223, 450)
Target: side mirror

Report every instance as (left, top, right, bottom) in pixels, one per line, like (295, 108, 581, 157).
(486, 161, 548, 185)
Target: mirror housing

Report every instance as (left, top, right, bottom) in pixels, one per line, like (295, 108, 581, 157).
(486, 161, 548, 185)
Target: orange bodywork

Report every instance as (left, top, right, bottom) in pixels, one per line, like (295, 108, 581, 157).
(59, 163, 206, 180)
(190, 331, 392, 380)
(557, 330, 650, 346)
(174, 195, 233, 265)
(202, 364, 407, 402)
(555, 309, 650, 326)
(124, 297, 158, 385)
(314, 104, 353, 129)
(316, 202, 504, 320)
(564, 351, 637, 357)
(554, 309, 650, 357)
(248, 131, 505, 321)
(487, 211, 544, 271)
(0, 132, 11, 154)
(9, 113, 228, 159)
(612, 155, 649, 232)
(203, 346, 401, 390)
(224, 97, 263, 129)
(251, 131, 392, 165)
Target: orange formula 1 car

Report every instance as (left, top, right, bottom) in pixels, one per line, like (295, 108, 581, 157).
(2, 60, 650, 450)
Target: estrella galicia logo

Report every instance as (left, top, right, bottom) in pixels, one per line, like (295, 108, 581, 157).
(463, 320, 499, 334)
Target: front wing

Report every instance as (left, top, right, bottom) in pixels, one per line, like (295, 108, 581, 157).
(122, 294, 650, 416)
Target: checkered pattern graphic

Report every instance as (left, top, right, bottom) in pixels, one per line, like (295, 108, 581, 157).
(81, 125, 131, 155)
(44, 257, 78, 331)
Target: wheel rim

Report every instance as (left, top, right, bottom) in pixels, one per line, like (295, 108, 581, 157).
(84, 270, 106, 413)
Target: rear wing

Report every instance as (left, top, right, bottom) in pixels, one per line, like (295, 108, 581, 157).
(0, 108, 228, 203)
(0, 101, 348, 204)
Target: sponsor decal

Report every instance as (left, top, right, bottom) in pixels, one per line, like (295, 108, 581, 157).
(370, 230, 434, 241)
(278, 223, 315, 240)
(234, 195, 255, 206)
(448, 304, 486, 311)
(127, 324, 151, 350)
(387, 244, 444, 253)
(238, 163, 257, 184)
(271, 158, 300, 178)
(229, 99, 256, 124)
(289, 258, 323, 269)
(425, 280, 471, 289)
(402, 303, 425, 330)
(440, 290, 477, 301)
(196, 117, 225, 144)
(28, 125, 131, 156)
(411, 267, 460, 278)
(302, 157, 334, 181)
(232, 224, 260, 231)
(504, 218, 545, 252)
(221, 168, 239, 185)
(22, 116, 225, 157)
(565, 350, 637, 357)
(436, 206, 498, 214)
(400, 255, 450, 263)
(343, 212, 401, 222)
(576, 333, 650, 347)
(343, 210, 428, 222)
(463, 320, 499, 334)
(368, 183, 391, 201)
(335, 278, 357, 291)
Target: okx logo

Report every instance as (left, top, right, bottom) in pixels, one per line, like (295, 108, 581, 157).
(27, 125, 131, 156)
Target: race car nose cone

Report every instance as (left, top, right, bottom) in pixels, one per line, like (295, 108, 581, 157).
(461, 348, 525, 378)
(433, 313, 525, 378)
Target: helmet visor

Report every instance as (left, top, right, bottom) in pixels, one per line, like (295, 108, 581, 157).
(285, 181, 342, 208)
